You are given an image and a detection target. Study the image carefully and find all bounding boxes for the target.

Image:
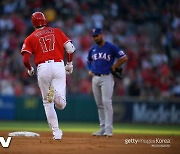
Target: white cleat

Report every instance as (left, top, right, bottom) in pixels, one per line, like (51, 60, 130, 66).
(53, 129, 62, 140)
(47, 86, 55, 103)
(53, 136, 62, 140)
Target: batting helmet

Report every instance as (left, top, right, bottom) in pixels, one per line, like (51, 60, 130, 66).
(31, 12, 47, 28)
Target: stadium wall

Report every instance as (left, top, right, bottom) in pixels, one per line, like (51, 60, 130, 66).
(0, 95, 180, 124)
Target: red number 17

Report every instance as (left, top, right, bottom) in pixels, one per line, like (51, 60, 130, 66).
(39, 34, 55, 52)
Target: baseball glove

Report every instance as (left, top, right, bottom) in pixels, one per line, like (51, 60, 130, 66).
(111, 67, 123, 79)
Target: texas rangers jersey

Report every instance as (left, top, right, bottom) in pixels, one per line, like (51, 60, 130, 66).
(87, 42, 126, 74)
(21, 26, 70, 66)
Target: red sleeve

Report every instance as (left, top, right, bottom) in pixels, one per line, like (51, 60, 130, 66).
(56, 28, 71, 46)
(21, 36, 33, 55)
(67, 53, 73, 62)
(23, 52, 31, 70)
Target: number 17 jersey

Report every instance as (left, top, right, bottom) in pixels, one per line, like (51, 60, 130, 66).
(21, 26, 70, 66)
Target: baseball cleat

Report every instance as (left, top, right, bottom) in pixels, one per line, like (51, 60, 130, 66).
(53, 136, 62, 140)
(92, 129, 105, 136)
(53, 129, 62, 140)
(103, 132, 113, 137)
(47, 86, 55, 102)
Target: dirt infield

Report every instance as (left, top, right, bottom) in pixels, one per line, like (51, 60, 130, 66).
(0, 131, 179, 154)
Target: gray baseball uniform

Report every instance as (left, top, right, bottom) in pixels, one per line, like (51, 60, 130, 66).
(87, 28, 127, 136)
(92, 74, 114, 134)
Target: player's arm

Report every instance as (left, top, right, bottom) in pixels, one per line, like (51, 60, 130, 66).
(87, 61, 92, 70)
(111, 46, 128, 71)
(59, 29, 75, 64)
(22, 52, 31, 70)
(111, 55, 128, 72)
(87, 49, 94, 77)
(59, 28, 75, 74)
(87, 60, 94, 77)
(21, 37, 34, 76)
(65, 41, 75, 62)
(87, 47, 93, 71)
(22, 52, 34, 76)
(64, 41, 76, 74)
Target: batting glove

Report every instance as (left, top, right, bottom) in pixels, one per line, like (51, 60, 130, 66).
(27, 66, 34, 76)
(65, 62, 73, 74)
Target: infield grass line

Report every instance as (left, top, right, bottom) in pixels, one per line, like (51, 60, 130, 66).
(0, 121, 180, 136)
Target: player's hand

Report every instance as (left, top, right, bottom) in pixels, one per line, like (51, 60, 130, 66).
(88, 71, 94, 77)
(27, 66, 34, 76)
(65, 62, 73, 74)
(111, 65, 116, 72)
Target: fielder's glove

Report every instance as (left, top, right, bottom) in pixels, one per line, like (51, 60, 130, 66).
(27, 66, 34, 76)
(111, 67, 123, 79)
(65, 62, 73, 74)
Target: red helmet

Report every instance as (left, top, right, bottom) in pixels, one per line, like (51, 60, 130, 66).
(31, 12, 47, 27)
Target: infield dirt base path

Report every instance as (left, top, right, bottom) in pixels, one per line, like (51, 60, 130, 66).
(0, 131, 179, 154)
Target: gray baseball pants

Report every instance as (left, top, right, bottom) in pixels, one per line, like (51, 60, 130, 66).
(92, 74, 114, 133)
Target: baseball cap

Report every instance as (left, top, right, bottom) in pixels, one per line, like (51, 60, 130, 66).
(91, 28, 102, 36)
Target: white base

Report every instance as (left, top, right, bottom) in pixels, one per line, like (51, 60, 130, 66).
(8, 131, 40, 137)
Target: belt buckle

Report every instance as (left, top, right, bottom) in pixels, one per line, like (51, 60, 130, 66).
(46, 60, 54, 63)
(100, 74, 104, 77)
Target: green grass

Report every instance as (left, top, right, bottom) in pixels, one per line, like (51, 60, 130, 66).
(0, 121, 180, 136)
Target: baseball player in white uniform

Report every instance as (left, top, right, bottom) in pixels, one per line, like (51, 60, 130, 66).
(21, 12, 75, 140)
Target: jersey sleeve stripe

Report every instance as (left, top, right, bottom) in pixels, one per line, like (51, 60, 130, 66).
(119, 54, 126, 59)
(21, 50, 32, 54)
(63, 40, 71, 46)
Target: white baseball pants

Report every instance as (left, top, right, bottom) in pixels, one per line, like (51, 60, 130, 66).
(37, 60, 66, 137)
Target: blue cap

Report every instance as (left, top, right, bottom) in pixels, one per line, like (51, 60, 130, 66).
(91, 28, 102, 36)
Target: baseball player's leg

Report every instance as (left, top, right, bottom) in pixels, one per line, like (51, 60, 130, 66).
(92, 76, 105, 136)
(101, 74, 114, 136)
(37, 64, 52, 101)
(37, 64, 62, 140)
(43, 103, 62, 139)
(51, 62, 66, 110)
